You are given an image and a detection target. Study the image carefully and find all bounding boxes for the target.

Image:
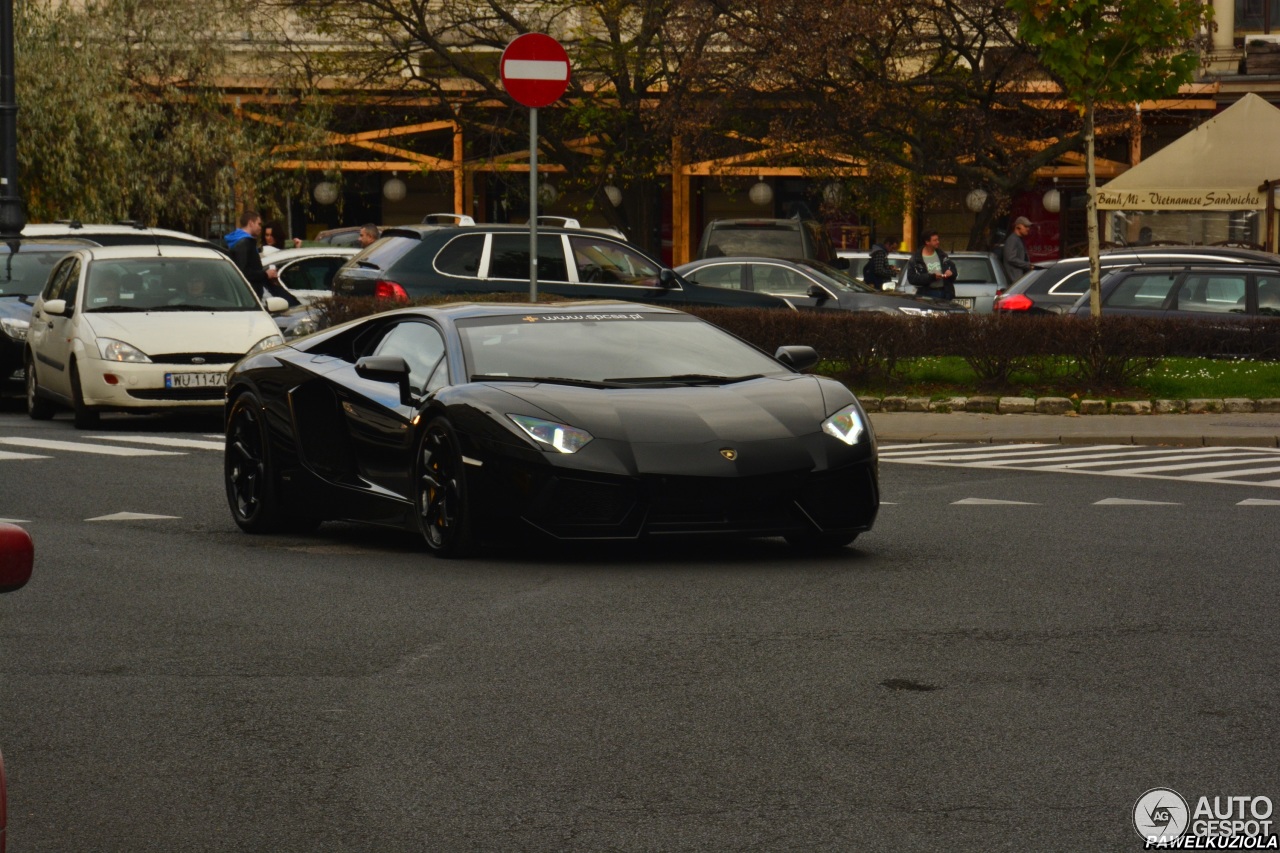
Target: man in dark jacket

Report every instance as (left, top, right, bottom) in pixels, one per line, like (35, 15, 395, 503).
(862, 238, 899, 290)
(224, 210, 279, 300)
(1002, 216, 1034, 283)
(906, 230, 956, 300)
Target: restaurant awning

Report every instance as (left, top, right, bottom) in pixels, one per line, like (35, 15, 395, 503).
(1098, 93, 1280, 210)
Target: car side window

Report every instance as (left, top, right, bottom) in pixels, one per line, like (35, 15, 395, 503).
(44, 258, 79, 302)
(489, 234, 568, 281)
(751, 264, 813, 295)
(568, 236, 661, 286)
(280, 258, 346, 292)
(684, 263, 744, 290)
(1175, 274, 1247, 314)
(371, 321, 447, 397)
(952, 258, 994, 283)
(434, 234, 486, 278)
(1106, 272, 1179, 309)
(1258, 276, 1280, 315)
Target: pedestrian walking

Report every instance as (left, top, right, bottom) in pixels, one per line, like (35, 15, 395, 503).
(1002, 216, 1034, 283)
(906, 230, 956, 300)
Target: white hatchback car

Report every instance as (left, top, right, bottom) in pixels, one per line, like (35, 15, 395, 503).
(25, 245, 286, 427)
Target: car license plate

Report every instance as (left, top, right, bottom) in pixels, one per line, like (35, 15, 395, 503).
(165, 372, 227, 388)
(954, 297, 976, 309)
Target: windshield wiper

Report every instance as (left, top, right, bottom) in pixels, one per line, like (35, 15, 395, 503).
(604, 373, 765, 386)
(470, 374, 621, 389)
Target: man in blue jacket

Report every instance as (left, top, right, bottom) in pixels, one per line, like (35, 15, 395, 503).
(224, 210, 279, 300)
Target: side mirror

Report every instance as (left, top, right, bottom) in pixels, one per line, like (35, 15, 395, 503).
(806, 284, 830, 301)
(264, 296, 289, 314)
(658, 269, 677, 290)
(42, 299, 67, 317)
(774, 345, 819, 372)
(355, 355, 413, 405)
(0, 523, 34, 594)
(832, 257, 850, 270)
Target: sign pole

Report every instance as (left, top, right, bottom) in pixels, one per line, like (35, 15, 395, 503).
(529, 107, 538, 302)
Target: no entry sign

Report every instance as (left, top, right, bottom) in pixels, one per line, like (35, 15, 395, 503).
(500, 33, 570, 108)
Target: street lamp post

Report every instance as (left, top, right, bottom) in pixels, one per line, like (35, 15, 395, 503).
(0, 0, 25, 247)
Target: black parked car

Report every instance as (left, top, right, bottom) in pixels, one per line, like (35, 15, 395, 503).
(330, 222, 797, 310)
(1065, 264, 1280, 318)
(675, 257, 967, 315)
(223, 301, 879, 556)
(995, 245, 1280, 315)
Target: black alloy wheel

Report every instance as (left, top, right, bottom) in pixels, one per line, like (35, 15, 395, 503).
(224, 393, 320, 534)
(69, 361, 100, 429)
(415, 417, 475, 558)
(25, 354, 55, 420)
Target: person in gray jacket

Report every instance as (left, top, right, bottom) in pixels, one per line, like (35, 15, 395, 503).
(1002, 216, 1034, 283)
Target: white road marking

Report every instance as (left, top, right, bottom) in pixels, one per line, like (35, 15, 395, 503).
(1238, 498, 1280, 505)
(86, 512, 181, 521)
(952, 498, 1040, 505)
(1093, 498, 1182, 505)
(0, 438, 182, 457)
(92, 435, 224, 451)
(0, 517, 30, 523)
(881, 442, 1280, 488)
(0, 450, 50, 461)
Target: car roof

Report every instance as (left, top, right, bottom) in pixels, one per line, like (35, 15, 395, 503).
(378, 300, 685, 323)
(22, 222, 213, 244)
(72, 244, 232, 261)
(1104, 263, 1280, 274)
(380, 223, 622, 240)
(265, 246, 359, 262)
(0, 238, 97, 253)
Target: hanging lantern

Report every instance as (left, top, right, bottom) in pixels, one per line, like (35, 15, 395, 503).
(538, 182, 558, 205)
(748, 180, 774, 206)
(822, 182, 846, 206)
(603, 185, 623, 207)
(1042, 188, 1061, 214)
(313, 181, 339, 206)
(965, 188, 988, 213)
(382, 175, 407, 203)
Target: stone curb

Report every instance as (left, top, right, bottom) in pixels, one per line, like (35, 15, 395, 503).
(858, 396, 1280, 415)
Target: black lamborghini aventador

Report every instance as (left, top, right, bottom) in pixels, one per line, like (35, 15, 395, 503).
(223, 301, 879, 556)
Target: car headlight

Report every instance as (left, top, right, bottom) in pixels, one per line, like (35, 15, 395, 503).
(284, 317, 318, 339)
(1, 316, 29, 341)
(897, 305, 940, 316)
(507, 415, 594, 453)
(96, 338, 152, 363)
(246, 334, 285, 355)
(822, 403, 867, 445)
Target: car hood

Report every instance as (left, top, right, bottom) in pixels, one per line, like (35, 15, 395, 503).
(83, 311, 279, 354)
(0, 296, 34, 322)
(495, 374, 830, 443)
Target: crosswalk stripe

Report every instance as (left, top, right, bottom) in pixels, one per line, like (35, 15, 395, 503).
(0, 450, 50, 461)
(0, 437, 182, 457)
(91, 435, 224, 451)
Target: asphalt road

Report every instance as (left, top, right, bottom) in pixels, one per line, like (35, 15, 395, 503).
(1, 406, 1277, 851)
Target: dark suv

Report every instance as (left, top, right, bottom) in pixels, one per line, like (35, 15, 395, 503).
(1066, 264, 1280, 319)
(330, 221, 794, 310)
(995, 246, 1280, 315)
(696, 217, 841, 265)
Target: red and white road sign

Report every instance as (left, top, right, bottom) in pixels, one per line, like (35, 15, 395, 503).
(500, 33, 570, 108)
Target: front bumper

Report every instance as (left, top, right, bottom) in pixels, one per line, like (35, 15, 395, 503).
(78, 359, 232, 409)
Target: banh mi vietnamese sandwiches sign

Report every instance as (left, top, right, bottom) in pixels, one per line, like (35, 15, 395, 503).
(1096, 188, 1265, 209)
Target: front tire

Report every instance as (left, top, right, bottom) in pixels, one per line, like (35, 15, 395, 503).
(225, 393, 304, 533)
(70, 363, 100, 429)
(415, 417, 476, 558)
(26, 354, 55, 420)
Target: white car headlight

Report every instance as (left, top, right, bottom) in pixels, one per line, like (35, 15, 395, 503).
(284, 317, 319, 339)
(246, 334, 285, 355)
(822, 403, 867, 446)
(508, 415, 594, 454)
(96, 338, 152, 363)
(1, 316, 29, 341)
(897, 305, 940, 316)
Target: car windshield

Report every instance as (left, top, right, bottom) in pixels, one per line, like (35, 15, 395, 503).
(704, 225, 802, 259)
(952, 257, 996, 283)
(84, 258, 260, 311)
(794, 259, 876, 293)
(458, 312, 787, 383)
(0, 250, 72, 297)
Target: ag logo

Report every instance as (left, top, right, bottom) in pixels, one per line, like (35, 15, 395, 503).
(1134, 788, 1189, 841)
(719, 448, 737, 461)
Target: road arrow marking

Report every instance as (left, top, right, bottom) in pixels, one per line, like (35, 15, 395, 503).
(1093, 498, 1182, 505)
(86, 512, 181, 521)
(952, 498, 1040, 505)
